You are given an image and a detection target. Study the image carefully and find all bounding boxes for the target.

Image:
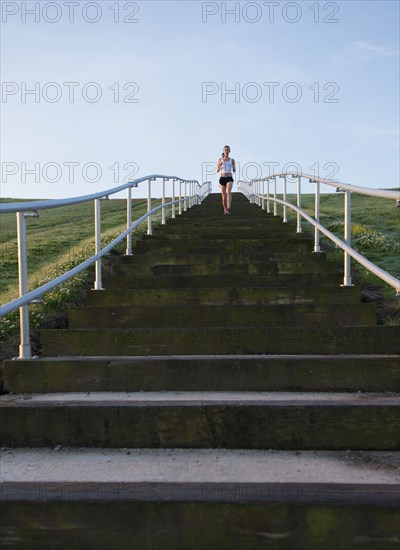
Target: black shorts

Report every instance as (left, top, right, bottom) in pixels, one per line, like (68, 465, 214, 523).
(219, 176, 234, 186)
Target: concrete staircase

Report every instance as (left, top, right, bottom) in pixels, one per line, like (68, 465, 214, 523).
(1, 193, 399, 549)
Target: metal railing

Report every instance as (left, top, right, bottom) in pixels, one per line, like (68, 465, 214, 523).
(0, 175, 212, 359)
(238, 173, 400, 295)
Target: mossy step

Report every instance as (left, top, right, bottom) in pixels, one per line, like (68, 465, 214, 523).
(109, 260, 338, 277)
(140, 232, 308, 242)
(160, 215, 292, 225)
(133, 244, 312, 260)
(155, 215, 295, 225)
(119, 253, 318, 268)
(1, 501, 399, 549)
(155, 220, 298, 230)
(4, 355, 399, 394)
(85, 286, 361, 307)
(40, 325, 400, 356)
(68, 303, 376, 329)
(133, 244, 312, 261)
(163, 211, 288, 219)
(146, 233, 301, 243)
(103, 273, 341, 289)
(157, 222, 295, 232)
(1, 391, 398, 450)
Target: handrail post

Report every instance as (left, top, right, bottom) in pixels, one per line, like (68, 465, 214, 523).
(283, 175, 288, 222)
(172, 178, 176, 218)
(147, 178, 152, 235)
(179, 180, 182, 215)
(184, 182, 187, 211)
(273, 177, 278, 216)
(343, 189, 352, 286)
(314, 180, 321, 252)
(257, 180, 260, 206)
(16, 211, 32, 359)
(266, 179, 270, 213)
(94, 198, 103, 289)
(126, 187, 132, 255)
(161, 177, 166, 225)
(262, 180, 265, 210)
(296, 176, 302, 233)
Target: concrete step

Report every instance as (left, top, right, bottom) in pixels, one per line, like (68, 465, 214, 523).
(2, 497, 398, 550)
(1, 448, 399, 505)
(162, 215, 291, 225)
(109, 260, 338, 278)
(157, 220, 296, 232)
(1, 391, 399, 449)
(130, 243, 312, 260)
(149, 223, 300, 235)
(151, 219, 295, 231)
(3, 355, 399, 394)
(40, 325, 400, 356)
(67, 303, 377, 328)
(103, 272, 342, 289)
(170, 207, 280, 217)
(85, 286, 362, 307)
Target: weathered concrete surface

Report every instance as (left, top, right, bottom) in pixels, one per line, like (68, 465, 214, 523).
(67, 303, 377, 328)
(1, 448, 399, 505)
(3, 355, 399, 393)
(1, 501, 399, 550)
(40, 325, 400, 356)
(1, 392, 399, 450)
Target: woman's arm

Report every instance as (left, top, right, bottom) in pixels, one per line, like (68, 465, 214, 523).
(217, 158, 222, 173)
(232, 158, 236, 173)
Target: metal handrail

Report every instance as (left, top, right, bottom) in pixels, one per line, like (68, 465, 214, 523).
(0, 174, 205, 213)
(247, 172, 400, 201)
(1, 175, 212, 358)
(237, 175, 400, 295)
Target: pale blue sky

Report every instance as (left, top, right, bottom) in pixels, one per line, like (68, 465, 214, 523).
(1, 0, 399, 198)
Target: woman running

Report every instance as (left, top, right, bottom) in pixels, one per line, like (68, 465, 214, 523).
(217, 145, 236, 215)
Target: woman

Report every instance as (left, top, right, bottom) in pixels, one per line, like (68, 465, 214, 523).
(217, 145, 236, 215)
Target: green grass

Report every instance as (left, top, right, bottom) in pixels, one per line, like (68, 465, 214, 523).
(277, 192, 400, 278)
(0, 198, 149, 300)
(0, 197, 166, 358)
(274, 192, 399, 326)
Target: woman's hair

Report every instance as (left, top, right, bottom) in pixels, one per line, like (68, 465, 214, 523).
(222, 145, 231, 158)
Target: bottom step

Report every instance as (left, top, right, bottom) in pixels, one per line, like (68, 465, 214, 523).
(1, 448, 399, 506)
(1, 449, 399, 549)
(2, 501, 399, 550)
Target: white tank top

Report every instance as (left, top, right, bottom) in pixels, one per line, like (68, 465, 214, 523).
(221, 158, 233, 173)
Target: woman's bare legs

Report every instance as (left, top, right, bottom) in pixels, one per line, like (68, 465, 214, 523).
(226, 182, 233, 211)
(220, 185, 228, 213)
